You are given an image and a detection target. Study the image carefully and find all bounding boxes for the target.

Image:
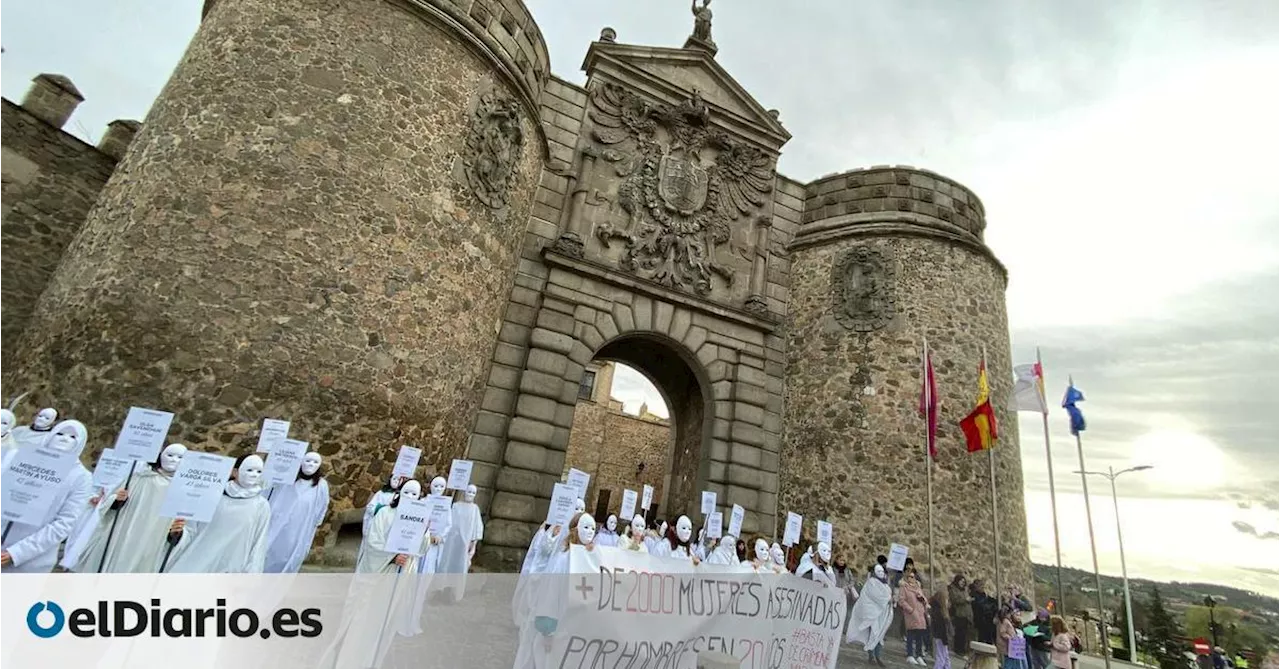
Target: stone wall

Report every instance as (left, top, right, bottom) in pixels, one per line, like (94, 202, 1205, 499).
(0, 99, 119, 372)
(4, 0, 549, 553)
(779, 165, 1031, 590)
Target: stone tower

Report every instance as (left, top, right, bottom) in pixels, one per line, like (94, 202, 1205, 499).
(778, 167, 1031, 589)
(5, 0, 550, 497)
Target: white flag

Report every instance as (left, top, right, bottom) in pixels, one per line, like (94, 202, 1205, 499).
(1010, 362, 1048, 414)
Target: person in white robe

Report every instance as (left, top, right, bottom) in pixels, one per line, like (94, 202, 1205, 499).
(8, 407, 58, 453)
(437, 483, 484, 602)
(743, 538, 772, 571)
(692, 528, 709, 561)
(655, 515, 699, 564)
(595, 514, 619, 547)
(164, 453, 272, 573)
(514, 512, 597, 669)
(704, 535, 739, 566)
(796, 542, 838, 587)
(511, 497, 582, 625)
(617, 515, 648, 553)
(358, 473, 406, 564)
(1, 420, 93, 573)
(320, 480, 430, 669)
(846, 564, 895, 666)
(403, 476, 450, 636)
(263, 451, 330, 573)
(770, 542, 789, 574)
(0, 409, 16, 460)
(643, 519, 667, 554)
(67, 444, 187, 572)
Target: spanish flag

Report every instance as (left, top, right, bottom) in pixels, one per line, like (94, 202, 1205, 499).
(960, 357, 998, 452)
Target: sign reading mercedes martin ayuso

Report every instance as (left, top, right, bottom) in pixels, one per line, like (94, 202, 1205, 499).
(532, 546, 844, 669)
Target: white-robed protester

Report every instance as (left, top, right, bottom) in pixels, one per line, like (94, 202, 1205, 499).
(654, 515, 699, 564)
(512, 497, 582, 625)
(1, 419, 93, 573)
(359, 474, 405, 564)
(263, 451, 330, 573)
(595, 514, 619, 547)
(704, 535, 739, 566)
(437, 484, 484, 601)
(165, 453, 271, 573)
(320, 480, 429, 669)
(67, 444, 187, 572)
(796, 542, 838, 588)
(8, 407, 58, 453)
(403, 476, 451, 637)
(618, 514, 648, 553)
(0, 409, 16, 460)
(847, 564, 895, 665)
(770, 542, 788, 574)
(644, 519, 667, 554)
(514, 512, 597, 669)
(743, 537, 772, 571)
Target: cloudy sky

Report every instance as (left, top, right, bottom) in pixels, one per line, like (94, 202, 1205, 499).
(3, 1, 1276, 594)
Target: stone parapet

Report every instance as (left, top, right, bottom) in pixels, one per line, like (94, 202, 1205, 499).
(801, 165, 988, 242)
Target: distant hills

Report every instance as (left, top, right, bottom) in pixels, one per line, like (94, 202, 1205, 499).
(1032, 563, 1278, 618)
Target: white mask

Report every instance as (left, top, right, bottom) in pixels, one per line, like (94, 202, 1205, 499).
(46, 421, 84, 453)
(430, 476, 447, 496)
(606, 515, 617, 532)
(817, 542, 832, 563)
(576, 513, 596, 545)
(659, 521, 668, 536)
(236, 455, 264, 487)
(159, 444, 187, 473)
(874, 564, 887, 579)
(33, 408, 58, 430)
(574, 497, 586, 514)
(630, 515, 646, 537)
(754, 539, 770, 562)
(464, 484, 477, 502)
(300, 452, 322, 476)
(399, 480, 422, 501)
(676, 515, 693, 543)
(770, 543, 785, 565)
(0, 409, 14, 439)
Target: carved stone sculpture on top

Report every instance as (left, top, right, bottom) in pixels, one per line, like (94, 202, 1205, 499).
(831, 246, 896, 332)
(460, 91, 524, 209)
(685, 0, 717, 54)
(590, 83, 775, 297)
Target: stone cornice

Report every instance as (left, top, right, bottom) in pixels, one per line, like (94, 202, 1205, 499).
(541, 247, 779, 334)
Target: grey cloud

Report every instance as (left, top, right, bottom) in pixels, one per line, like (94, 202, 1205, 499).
(1235, 521, 1280, 541)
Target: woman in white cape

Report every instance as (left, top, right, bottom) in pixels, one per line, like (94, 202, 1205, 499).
(795, 542, 838, 588)
(437, 483, 484, 602)
(617, 515, 648, 553)
(165, 453, 271, 573)
(0, 420, 93, 573)
(0, 409, 16, 459)
(68, 444, 188, 572)
(514, 512, 597, 669)
(742, 537, 772, 571)
(8, 407, 58, 452)
(358, 474, 405, 564)
(703, 535, 740, 566)
(847, 564, 895, 666)
(403, 476, 450, 636)
(511, 498, 582, 625)
(263, 452, 330, 573)
(595, 514, 619, 547)
(320, 480, 429, 669)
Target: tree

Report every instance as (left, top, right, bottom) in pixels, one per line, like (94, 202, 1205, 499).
(1115, 596, 1151, 649)
(1142, 586, 1186, 669)
(1185, 606, 1272, 655)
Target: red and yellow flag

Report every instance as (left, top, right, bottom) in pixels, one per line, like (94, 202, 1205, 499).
(960, 358, 998, 452)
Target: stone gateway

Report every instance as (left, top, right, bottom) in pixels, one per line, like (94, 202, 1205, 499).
(1, 0, 1030, 589)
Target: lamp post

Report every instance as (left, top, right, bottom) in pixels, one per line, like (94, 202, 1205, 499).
(1204, 596, 1218, 648)
(1076, 464, 1153, 661)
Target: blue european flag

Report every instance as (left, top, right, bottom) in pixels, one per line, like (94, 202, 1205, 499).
(1062, 383, 1086, 435)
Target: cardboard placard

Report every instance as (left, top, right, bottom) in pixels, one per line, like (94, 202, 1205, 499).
(392, 445, 421, 481)
(700, 490, 717, 515)
(112, 407, 175, 463)
(264, 439, 308, 486)
(156, 452, 236, 523)
(620, 489, 638, 521)
(783, 512, 802, 547)
(727, 504, 745, 538)
(255, 418, 290, 455)
(447, 459, 473, 490)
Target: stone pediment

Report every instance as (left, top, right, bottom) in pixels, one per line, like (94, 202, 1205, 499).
(582, 41, 791, 153)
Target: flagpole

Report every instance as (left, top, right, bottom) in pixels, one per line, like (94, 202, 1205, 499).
(1069, 375, 1112, 669)
(924, 338, 936, 591)
(1039, 347, 1066, 612)
(984, 346, 1000, 603)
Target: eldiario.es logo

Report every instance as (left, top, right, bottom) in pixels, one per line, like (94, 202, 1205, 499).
(27, 599, 322, 639)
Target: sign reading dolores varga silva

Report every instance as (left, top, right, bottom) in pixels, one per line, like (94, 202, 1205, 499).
(544, 546, 843, 669)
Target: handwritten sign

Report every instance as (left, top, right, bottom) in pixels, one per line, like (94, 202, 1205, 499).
(447, 459, 473, 490)
(566, 468, 590, 502)
(385, 497, 430, 556)
(112, 407, 175, 463)
(641, 484, 654, 511)
(727, 504, 745, 538)
(392, 445, 421, 481)
(156, 452, 235, 523)
(91, 448, 135, 490)
(1008, 637, 1027, 660)
(255, 418, 290, 455)
(887, 543, 910, 571)
(700, 490, 717, 515)
(547, 483, 577, 527)
(264, 439, 308, 486)
(1, 442, 82, 525)
(706, 512, 723, 539)
(425, 494, 452, 535)
(620, 489, 638, 521)
(783, 511, 803, 547)
(817, 520, 833, 546)
(557, 546, 842, 669)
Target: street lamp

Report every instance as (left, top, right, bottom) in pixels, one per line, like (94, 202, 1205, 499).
(1075, 465, 1153, 661)
(1204, 596, 1218, 648)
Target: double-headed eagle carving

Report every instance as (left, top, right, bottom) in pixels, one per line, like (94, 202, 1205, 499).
(589, 83, 774, 296)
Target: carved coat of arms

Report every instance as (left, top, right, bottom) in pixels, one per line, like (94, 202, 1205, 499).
(460, 92, 524, 209)
(588, 84, 775, 296)
(832, 246, 896, 332)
